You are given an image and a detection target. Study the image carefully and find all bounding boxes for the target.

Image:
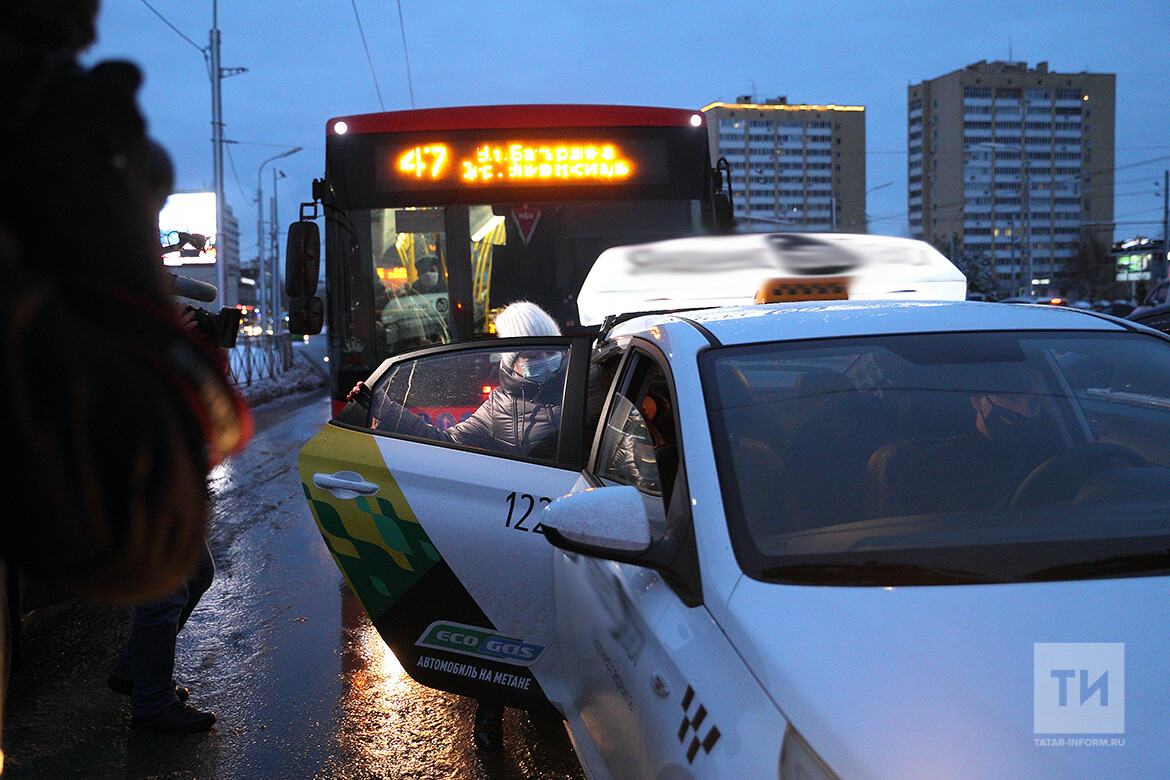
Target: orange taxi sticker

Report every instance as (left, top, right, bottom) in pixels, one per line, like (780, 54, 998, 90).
(755, 276, 849, 303)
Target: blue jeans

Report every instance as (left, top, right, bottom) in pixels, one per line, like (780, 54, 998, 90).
(112, 540, 214, 717)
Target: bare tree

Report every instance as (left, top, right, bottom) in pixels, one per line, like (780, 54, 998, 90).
(1069, 231, 1116, 303)
(933, 236, 998, 299)
(953, 252, 997, 299)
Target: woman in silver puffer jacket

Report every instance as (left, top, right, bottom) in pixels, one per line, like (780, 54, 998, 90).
(380, 346, 563, 456)
(372, 301, 565, 459)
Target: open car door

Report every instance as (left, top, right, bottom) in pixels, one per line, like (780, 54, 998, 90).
(298, 336, 595, 716)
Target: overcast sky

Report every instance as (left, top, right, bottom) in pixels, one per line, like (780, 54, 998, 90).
(84, 1, 1170, 261)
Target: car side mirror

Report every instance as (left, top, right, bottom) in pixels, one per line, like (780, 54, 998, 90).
(542, 486, 652, 554)
(543, 481, 703, 609)
(286, 220, 321, 298)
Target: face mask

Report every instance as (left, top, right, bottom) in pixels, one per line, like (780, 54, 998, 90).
(421, 271, 439, 286)
(519, 352, 562, 383)
(980, 397, 1045, 447)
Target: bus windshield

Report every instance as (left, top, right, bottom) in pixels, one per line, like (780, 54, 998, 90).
(316, 105, 722, 407)
(346, 199, 704, 351)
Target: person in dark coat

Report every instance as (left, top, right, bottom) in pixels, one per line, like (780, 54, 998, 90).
(0, 0, 251, 754)
(104, 142, 219, 735)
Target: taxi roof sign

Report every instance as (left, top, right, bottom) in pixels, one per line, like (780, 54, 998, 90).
(755, 276, 849, 304)
(577, 232, 967, 326)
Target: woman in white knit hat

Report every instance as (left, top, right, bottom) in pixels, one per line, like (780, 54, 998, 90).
(376, 300, 565, 455)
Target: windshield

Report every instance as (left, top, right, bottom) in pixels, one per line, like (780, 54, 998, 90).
(330, 199, 702, 367)
(705, 329, 1170, 586)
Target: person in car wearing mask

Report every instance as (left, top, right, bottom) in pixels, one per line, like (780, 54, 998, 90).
(410, 255, 446, 295)
(371, 300, 564, 459)
(964, 368, 1064, 506)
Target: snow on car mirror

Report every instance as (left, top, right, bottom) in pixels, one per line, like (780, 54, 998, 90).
(542, 485, 652, 554)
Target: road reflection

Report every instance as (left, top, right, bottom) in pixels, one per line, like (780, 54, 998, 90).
(340, 584, 411, 702)
(327, 587, 585, 780)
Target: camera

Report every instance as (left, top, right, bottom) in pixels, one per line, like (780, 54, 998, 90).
(166, 246, 242, 349)
(184, 304, 242, 349)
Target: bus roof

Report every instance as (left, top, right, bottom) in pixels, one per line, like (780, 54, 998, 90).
(576, 232, 967, 326)
(328, 105, 707, 135)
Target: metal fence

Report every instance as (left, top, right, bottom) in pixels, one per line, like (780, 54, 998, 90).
(228, 332, 294, 386)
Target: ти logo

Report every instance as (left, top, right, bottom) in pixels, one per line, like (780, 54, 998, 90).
(1034, 643, 1125, 734)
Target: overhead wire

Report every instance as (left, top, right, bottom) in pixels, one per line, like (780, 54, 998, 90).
(138, 0, 206, 53)
(229, 139, 326, 152)
(396, 0, 417, 109)
(223, 141, 251, 203)
(866, 152, 1170, 224)
(349, 0, 386, 111)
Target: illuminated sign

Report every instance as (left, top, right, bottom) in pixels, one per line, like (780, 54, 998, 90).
(376, 266, 408, 282)
(366, 130, 675, 201)
(396, 141, 634, 185)
(1116, 253, 1151, 282)
(337, 123, 709, 208)
(159, 192, 218, 267)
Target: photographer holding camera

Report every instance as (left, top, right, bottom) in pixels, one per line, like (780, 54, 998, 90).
(0, 0, 252, 755)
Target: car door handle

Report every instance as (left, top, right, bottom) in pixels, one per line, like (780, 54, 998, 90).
(312, 471, 380, 500)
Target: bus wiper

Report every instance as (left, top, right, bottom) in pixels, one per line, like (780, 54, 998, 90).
(1023, 548, 1170, 582)
(760, 561, 995, 586)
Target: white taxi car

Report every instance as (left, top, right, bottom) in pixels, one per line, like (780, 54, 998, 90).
(299, 241, 1170, 779)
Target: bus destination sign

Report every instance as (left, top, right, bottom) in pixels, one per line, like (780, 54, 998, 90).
(396, 141, 635, 185)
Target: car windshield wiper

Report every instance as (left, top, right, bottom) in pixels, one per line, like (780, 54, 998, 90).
(1023, 548, 1170, 582)
(759, 561, 996, 586)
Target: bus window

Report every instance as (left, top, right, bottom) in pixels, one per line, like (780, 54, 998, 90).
(368, 207, 453, 355)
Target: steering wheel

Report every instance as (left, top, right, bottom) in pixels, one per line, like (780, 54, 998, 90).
(1009, 443, 1149, 509)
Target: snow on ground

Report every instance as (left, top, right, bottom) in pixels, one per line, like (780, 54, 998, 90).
(232, 349, 326, 408)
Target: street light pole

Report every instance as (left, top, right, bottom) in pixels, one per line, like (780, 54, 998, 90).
(210, 15, 224, 300)
(271, 167, 287, 335)
(256, 147, 302, 332)
(1163, 170, 1169, 280)
(1022, 158, 1032, 296)
(208, 0, 246, 305)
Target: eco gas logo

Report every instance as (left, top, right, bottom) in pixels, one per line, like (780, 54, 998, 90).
(416, 621, 545, 667)
(1034, 642, 1125, 736)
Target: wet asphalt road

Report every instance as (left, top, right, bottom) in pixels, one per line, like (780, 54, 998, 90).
(2, 388, 586, 780)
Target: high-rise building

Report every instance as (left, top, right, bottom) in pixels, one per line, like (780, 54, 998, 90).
(221, 203, 240, 307)
(703, 98, 866, 233)
(908, 60, 1115, 296)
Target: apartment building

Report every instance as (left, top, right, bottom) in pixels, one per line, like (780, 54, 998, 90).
(909, 60, 1115, 295)
(703, 97, 866, 233)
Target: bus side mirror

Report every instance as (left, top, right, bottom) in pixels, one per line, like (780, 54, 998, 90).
(286, 220, 321, 298)
(713, 193, 736, 234)
(711, 158, 736, 234)
(288, 296, 324, 335)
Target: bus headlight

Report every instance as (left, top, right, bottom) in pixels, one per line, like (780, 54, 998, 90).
(779, 725, 840, 780)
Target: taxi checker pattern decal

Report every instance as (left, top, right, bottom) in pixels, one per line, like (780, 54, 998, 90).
(300, 425, 441, 621)
(678, 685, 721, 764)
(754, 276, 849, 303)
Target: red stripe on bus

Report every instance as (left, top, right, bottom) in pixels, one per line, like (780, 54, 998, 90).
(329, 105, 704, 134)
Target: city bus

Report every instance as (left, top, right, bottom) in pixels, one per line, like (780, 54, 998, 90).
(285, 104, 733, 412)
